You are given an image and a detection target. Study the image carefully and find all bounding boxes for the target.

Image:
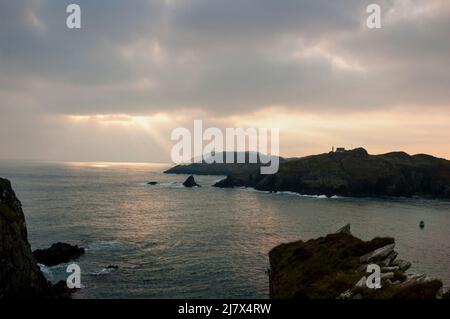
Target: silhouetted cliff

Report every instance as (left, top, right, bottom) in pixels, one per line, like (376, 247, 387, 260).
(213, 148, 450, 199)
(0, 177, 68, 299)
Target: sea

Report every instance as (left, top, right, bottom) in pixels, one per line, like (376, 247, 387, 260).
(1, 160, 449, 298)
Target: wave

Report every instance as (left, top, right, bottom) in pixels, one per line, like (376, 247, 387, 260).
(275, 191, 341, 199)
(89, 267, 117, 277)
(238, 187, 341, 199)
(39, 263, 86, 289)
(38, 263, 54, 281)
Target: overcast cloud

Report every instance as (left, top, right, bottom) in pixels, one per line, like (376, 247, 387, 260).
(1, 0, 449, 162)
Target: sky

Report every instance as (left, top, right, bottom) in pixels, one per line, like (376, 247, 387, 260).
(1, 0, 449, 163)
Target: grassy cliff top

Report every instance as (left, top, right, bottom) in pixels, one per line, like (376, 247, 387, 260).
(269, 230, 445, 299)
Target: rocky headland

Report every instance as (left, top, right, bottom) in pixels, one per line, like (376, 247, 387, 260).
(269, 225, 449, 299)
(166, 148, 450, 199)
(164, 151, 288, 176)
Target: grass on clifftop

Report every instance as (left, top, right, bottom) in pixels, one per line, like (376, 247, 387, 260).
(269, 233, 394, 299)
(269, 232, 444, 299)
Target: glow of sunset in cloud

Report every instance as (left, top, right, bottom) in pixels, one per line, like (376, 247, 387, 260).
(1, 0, 450, 163)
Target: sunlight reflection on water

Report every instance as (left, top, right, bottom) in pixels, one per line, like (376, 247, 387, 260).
(1, 160, 449, 298)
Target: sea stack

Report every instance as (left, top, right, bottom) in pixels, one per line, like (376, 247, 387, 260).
(183, 176, 200, 188)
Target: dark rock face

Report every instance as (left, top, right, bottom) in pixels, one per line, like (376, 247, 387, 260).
(269, 225, 443, 299)
(34, 243, 85, 267)
(147, 181, 158, 185)
(183, 176, 200, 187)
(213, 175, 250, 188)
(214, 148, 450, 199)
(0, 178, 53, 299)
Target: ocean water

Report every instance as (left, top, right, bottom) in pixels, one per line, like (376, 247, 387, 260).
(1, 160, 450, 298)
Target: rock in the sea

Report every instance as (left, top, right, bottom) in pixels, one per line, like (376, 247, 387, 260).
(106, 265, 119, 269)
(183, 175, 200, 187)
(213, 175, 250, 188)
(34, 243, 85, 267)
(0, 177, 65, 299)
(360, 244, 395, 263)
(213, 176, 236, 188)
(147, 181, 158, 185)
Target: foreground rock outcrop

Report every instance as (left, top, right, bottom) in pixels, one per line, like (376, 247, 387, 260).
(206, 148, 450, 199)
(0, 178, 68, 299)
(269, 225, 448, 299)
(34, 243, 85, 267)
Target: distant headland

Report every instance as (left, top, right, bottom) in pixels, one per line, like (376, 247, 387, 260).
(165, 148, 450, 199)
